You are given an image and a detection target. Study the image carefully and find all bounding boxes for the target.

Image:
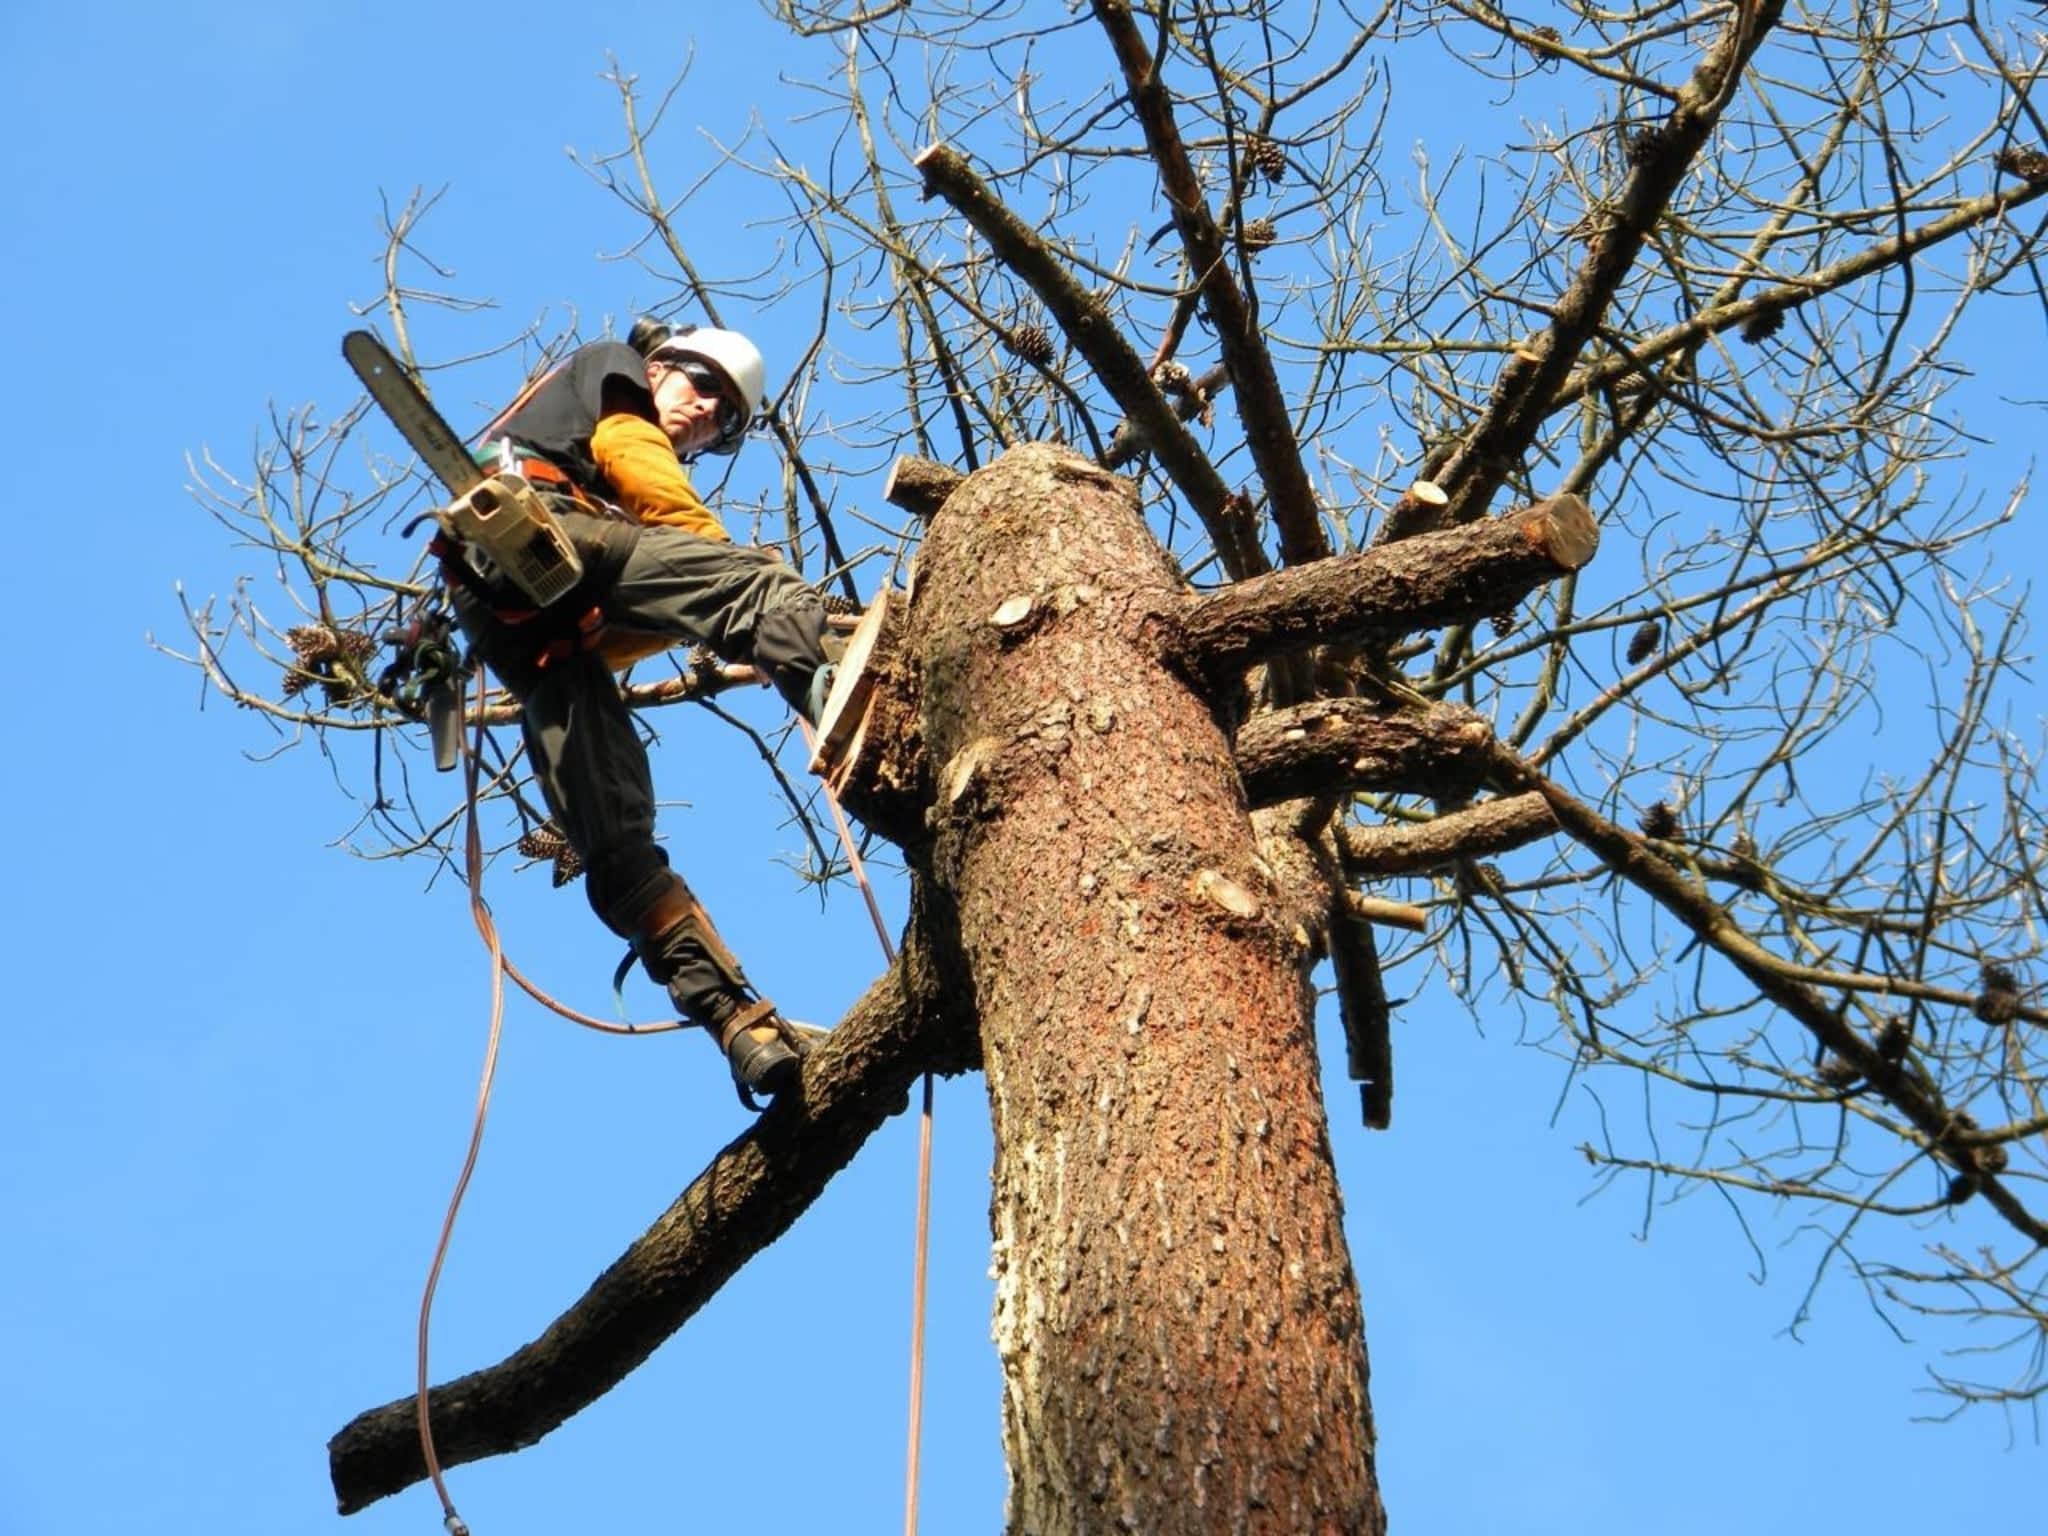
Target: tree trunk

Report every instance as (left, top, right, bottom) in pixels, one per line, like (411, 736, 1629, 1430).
(910, 444, 1383, 1535)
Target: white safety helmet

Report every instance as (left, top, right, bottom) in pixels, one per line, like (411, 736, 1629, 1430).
(649, 326, 767, 456)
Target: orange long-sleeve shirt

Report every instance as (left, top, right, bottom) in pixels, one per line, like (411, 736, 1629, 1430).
(590, 412, 730, 540)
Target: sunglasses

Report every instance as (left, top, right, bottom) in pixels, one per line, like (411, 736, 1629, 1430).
(661, 357, 745, 440)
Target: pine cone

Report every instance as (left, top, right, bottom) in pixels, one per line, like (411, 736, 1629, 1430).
(1247, 135, 1287, 182)
(1975, 960, 2023, 1026)
(517, 825, 569, 861)
(1009, 322, 1056, 367)
(1739, 307, 1785, 344)
(287, 625, 340, 664)
(1626, 120, 1676, 167)
(1995, 145, 2048, 185)
(1817, 1055, 1861, 1090)
(1625, 619, 1662, 665)
(518, 824, 584, 887)
(287, 624, 372, 670)
(1457, 861, 1506, 899)
(1639, 800, 1679, 840)
(1875, 1014, 1912, 1062)
(1240, 216, 1278, 252)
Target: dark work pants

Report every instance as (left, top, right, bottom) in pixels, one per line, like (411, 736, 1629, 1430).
(454, 521, 829, 1012)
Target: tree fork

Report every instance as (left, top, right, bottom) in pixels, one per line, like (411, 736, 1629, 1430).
(912, 143, 1270, 580)
(910, 442, 1383, 1533)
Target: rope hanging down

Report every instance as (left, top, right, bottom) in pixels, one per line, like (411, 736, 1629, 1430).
(799, 717, 935, 1536)
(414, 671, 496, 1536)
(411, 661, 929, 1536)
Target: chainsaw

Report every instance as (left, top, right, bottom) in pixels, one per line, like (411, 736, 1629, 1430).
(342, 330, 584, 609)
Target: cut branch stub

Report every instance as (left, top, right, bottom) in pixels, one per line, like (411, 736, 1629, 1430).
(1177, 492, 1598, 684)
(1385, 479, 1448, 531)
(1235, 697, 1493, 808)
(1513, 490, 1597, 568)
(990, 593, 1038, 631)
(1343, 893, 1428, 933)
(883, 454, 965, 522)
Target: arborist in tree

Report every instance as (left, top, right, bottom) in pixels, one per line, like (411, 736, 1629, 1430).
(446, 321, 836, 1106)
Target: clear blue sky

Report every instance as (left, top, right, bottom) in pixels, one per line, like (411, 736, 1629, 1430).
(1, 3, 2037, 1533)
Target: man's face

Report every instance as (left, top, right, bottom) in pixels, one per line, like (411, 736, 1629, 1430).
(649, 359, 735, 455)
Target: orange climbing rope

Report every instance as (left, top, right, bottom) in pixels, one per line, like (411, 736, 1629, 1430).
(411, 667, 931, 1534)
(414, 674, 495, 1536)
(800, 719, 935, 1536)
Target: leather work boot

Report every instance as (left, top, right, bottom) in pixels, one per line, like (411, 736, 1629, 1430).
(634, 879, 803, 1106)
(703, 997, 804, 1105)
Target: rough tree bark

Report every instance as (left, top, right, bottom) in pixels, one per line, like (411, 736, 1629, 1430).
(908, 444, 1382, 1534)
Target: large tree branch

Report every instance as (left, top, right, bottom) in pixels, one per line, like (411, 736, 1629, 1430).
(1235, 697, 1492, 809)
(1175, 493, 1596, 681)
(1395, 0, 1787, 537)
(1486, 743, 2048, 1247)
(1338, 793, 1558, 876)
(328, 927, 976, 1514)
(913, 143, 1269, 579)
(1090, 0, 1329, 566)
(1550, 157, 2048, 412)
